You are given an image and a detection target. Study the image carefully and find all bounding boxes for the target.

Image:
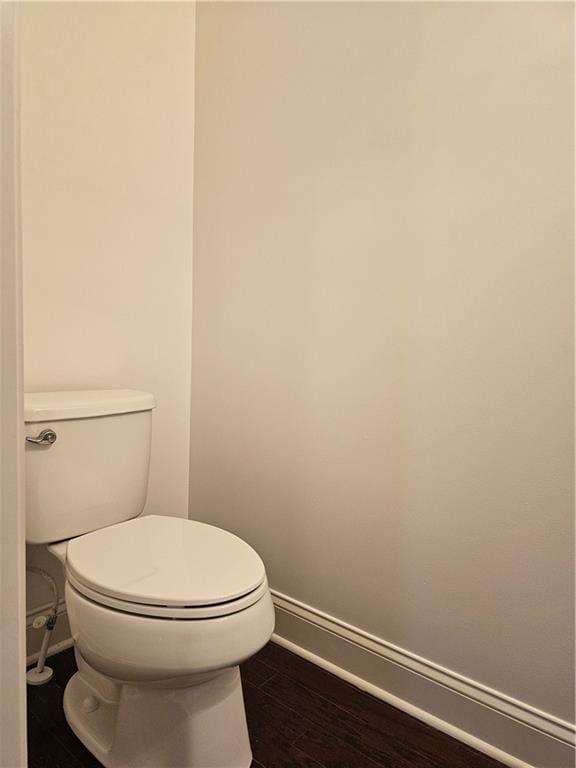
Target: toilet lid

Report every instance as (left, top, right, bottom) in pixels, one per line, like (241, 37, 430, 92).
(66, 515, 266, 607)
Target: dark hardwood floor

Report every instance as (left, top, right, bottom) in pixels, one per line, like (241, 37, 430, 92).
(27, 643, 504, 768)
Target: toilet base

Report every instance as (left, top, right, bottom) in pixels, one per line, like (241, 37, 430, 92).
(63, 664, 252, 768)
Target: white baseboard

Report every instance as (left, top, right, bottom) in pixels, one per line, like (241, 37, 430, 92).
(26, 637, 74, 667)
(271, 590, 576, 768)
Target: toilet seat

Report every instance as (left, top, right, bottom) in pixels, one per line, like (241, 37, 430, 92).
(65, 515, 267, 618)
(67, 573, 270, 619)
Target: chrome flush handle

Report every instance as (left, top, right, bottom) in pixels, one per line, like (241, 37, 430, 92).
(26, 429, 57, 446)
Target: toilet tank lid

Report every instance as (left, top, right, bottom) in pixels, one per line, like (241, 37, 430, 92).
(24, 389, 156, 422)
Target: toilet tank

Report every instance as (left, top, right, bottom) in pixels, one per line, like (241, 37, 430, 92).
(25, 390, 155, 544)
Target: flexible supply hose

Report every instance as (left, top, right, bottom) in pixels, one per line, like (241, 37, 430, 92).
(27, 566, 59, 614)
(27, 567, 60, 677)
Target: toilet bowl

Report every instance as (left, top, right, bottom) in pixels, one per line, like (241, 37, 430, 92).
(51, 515, 275, 768)
(25, 390, 275, 768)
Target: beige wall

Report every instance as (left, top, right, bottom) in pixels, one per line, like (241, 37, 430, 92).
(1, 5, 27, 765)
(20, 2, 195, 623)
(191, 0, 574, 727)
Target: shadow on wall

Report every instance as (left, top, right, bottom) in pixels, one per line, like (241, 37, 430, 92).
(26, 546, 70, 661)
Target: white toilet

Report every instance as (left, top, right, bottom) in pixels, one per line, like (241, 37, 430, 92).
(25, 389, 275, 768)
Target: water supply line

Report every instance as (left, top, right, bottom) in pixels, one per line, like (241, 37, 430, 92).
(26, 566, 60, 686)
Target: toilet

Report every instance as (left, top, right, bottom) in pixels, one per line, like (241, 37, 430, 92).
(24, 389, 275, 768)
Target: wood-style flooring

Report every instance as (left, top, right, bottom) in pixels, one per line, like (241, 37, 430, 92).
(27, 642, 504, 768)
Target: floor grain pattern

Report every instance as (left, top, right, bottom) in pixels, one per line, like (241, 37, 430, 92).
(27, 642, 504, 768)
